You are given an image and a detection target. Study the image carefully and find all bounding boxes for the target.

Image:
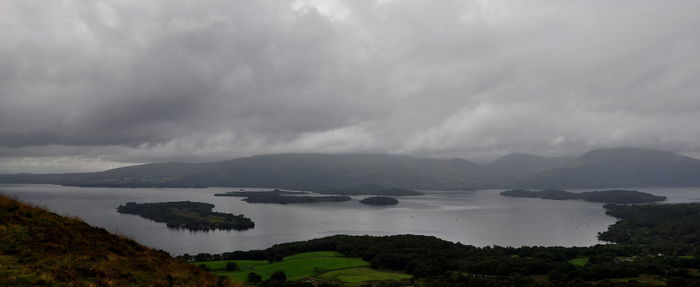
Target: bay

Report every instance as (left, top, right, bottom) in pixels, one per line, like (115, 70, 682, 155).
(2, 184, 698, 255)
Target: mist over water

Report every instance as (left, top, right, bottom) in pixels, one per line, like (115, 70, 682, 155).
(3, 184, 698, 255)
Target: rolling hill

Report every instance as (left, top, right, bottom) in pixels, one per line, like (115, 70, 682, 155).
(485, 153, 572, 179)
(2, 148, 700, 189)
(0, 153, 499, 190)
(522, 147, 700, 188)
(0, 194, 234, 287)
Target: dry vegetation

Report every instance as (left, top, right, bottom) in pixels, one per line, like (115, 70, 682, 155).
(0, 194, 241, 287)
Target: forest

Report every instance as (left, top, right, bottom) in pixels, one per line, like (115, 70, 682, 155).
(117, 201, 255, 231)
(242, 195, 351, 204)
(501, 189, 667, 203)
(215, 189, 352, 204)
(359, 196, 399, 206)
(184, 203, 700, 286)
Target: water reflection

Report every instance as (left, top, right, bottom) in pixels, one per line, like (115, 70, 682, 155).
(2, 184, 698, 255)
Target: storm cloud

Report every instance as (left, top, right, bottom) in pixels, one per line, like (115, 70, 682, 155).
(1, 0, 700, 172)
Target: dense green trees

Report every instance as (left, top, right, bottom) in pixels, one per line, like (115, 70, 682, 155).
(182, 203, 700, 286)
(359, 196, 399, 206)
(600, 203, 700, 246)
(311, 184, 424, 196)
(248, 272, 262, 283)
(225, 262, 238, 271)
(116, 201, 254, 231)
(242, 195, 351, 204)
(501, 189, 666, 203)
(271, 271, 287, 281)
(215, 188, 352, 204)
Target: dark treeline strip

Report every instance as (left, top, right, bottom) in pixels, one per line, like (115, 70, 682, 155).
(501, 189, 666, 203)
(242, 195, 351, 204)
(214, 190, 310, 197)
(359, 196, 399, 206)
(117, 201, 254, 231)
(311, 184, 424, 196)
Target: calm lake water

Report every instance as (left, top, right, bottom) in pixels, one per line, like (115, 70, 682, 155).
(2, 184, 699, 255)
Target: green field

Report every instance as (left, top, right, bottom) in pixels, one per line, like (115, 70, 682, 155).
(567, 257, 589, 266)
(198, 251, 412, 285)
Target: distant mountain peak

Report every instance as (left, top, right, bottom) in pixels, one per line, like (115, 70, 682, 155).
(573, 147, 692, 166)
(485, 152, 572, 179)
(523, 147, 700, 188)
(3, 148, 699, 190)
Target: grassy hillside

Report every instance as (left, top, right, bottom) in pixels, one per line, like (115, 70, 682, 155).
(0, 194, 235, 287)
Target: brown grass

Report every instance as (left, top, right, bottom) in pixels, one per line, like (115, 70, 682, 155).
(0, 194, 233, 287)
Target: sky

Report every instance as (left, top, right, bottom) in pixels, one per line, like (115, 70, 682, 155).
(1, 0, 700, 173)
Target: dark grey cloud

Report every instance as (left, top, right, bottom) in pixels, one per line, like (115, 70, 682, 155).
(1, 0, 700, 172)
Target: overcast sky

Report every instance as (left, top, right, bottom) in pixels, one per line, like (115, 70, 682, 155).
(1, 0, 700, 173)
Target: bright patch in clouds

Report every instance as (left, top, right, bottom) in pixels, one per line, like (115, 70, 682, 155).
(1, 0, 700, 172)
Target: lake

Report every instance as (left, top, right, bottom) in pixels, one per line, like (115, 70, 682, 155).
(2, 184, 699, 255)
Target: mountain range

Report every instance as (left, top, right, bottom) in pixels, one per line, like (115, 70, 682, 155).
(2, 147, 700, 190)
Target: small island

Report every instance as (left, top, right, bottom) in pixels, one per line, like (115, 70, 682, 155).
(360, 196, 399, 206)
(215, 189, 351, 204)
(242, 194, 351, 204)
(214, 189, 309, 197)
(116, 201, 254, 231)
(500, 189, 666, 203)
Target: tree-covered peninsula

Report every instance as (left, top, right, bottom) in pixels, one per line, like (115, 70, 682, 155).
(116, 201, 254, 231)
(501, 189, 666, 203)
(242, 194, 351, 204)
(312, 184, 424, 196)
(215, 189, 351, 204)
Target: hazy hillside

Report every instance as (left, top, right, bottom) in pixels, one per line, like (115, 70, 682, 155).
(0, 194, 233, 287)
(3, 148, 700, 189)
(0, 154, 500, 190)
(485, 153, 572, 179)
(523, 147, 700, 188)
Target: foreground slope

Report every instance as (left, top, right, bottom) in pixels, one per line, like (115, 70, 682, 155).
(523, 147, 700, 188)
(0, 194, 232, 287)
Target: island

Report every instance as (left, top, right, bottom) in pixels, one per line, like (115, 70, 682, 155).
(359, 196, 399, 206)
(242, 195, 351, 204)
(312, 184, 424, 196)
(215, 189, 351, 204)
(500, 189, 666, 203)
(214, 189, 309, 197)
(116, 201, 254, 231)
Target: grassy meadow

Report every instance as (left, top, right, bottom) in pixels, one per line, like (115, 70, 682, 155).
(198, 251, 412, 285)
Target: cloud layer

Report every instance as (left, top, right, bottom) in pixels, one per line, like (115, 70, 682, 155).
(2, 0, 700, 172)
